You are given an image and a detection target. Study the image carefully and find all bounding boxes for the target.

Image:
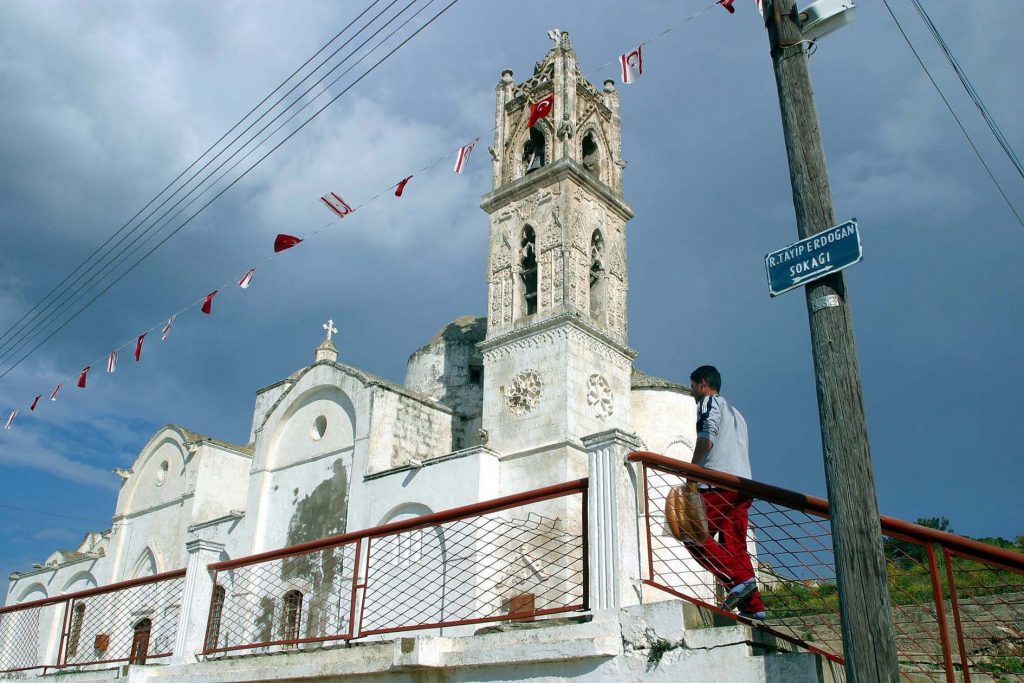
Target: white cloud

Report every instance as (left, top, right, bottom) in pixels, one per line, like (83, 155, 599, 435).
(0, 427, 118, 491)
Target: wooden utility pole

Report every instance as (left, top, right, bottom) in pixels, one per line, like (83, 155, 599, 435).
(763, 1, 899, 680)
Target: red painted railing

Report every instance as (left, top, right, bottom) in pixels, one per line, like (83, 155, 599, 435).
(202, 479, 588, 654)
(0, 569, 185, 674)
(629, 451, 1024, 681)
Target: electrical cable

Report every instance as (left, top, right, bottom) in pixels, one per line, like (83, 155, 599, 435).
(0, 0, 433, 374)
(882, 0, 1024, 229)
(0, 0, 410, 367)
(0, 0, 462, 382)
(0, 503, 106, 525)
(0, 0, 385, 352)
(907, 0, 1024, 182)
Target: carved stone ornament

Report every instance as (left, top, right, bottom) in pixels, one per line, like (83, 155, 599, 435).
(587, 374, 614, 419)
(502, 369, 543, 415)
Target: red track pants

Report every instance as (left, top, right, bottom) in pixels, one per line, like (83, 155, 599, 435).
(686, 488, 765, 613)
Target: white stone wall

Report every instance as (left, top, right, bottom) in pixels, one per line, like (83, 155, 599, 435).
(481, 318, 632, 459)
(249, 378, 294, 445)
(630, 386, 697, 459)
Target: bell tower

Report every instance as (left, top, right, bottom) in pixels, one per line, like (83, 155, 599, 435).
(479, 30, 636, 473)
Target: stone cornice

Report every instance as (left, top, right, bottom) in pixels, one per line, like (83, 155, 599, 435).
(480, 157, 633, 221)
(186, 513, 244, 534)
(363, 446, 500, 481)
(478, 312, 637, 362)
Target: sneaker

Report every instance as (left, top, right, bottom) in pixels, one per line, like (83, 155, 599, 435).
(738, 610, 766, 621)
(721, 580, 758, 611)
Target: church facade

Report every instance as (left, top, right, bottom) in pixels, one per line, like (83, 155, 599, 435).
(2, 32, 821, 682)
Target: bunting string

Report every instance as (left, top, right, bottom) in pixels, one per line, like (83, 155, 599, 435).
(0, 0, 747, 430)
(0, 0, 458, 383)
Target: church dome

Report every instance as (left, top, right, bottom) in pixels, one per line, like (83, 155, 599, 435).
(405, 316, 487, 399)
(424, 315, 488, 347)
(404, 316, 487, 449)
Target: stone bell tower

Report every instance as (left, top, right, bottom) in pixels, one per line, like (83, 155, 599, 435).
(479, 30, 636, 477)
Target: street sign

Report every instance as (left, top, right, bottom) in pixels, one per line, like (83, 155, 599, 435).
(765, 219, 862, 297)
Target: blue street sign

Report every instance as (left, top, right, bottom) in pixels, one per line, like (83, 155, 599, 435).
(765, 219, 863, 297)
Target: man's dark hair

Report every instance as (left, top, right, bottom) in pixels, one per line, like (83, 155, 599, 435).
(690, 365, 722, 391)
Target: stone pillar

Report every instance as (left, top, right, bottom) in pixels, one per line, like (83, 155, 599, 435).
(582, 428, 643, 611)
(172, 539, 224, 664)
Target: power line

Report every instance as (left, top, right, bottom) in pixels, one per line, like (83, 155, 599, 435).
(907, 0, 1024, 182)
(0, 0, 385, 354)
(0, 503, 106, 525)
(0, 0, 406, 368)
(0, 0, 461, 382)
(0, 0, 439, 377)
(882, 0, 1024, 229)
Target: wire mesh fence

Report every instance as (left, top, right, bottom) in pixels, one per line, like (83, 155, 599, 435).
(0, 602, 46, 674)
(205, 541, 358, 653)
(61, 573, 185, 667)
(633, 452, 1024, 682)
(942, 548, 1024, 679)
(0, 570, 185, 676)
(204, 480, 587, 654)
(359, 504, 585, 636)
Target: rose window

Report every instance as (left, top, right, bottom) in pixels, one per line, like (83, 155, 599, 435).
(503, 370, 543, 415)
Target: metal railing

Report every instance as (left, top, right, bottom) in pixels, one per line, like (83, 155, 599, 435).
(0, 569, 185, 675)
(203, 479, 588, 655)
(629, 451, 1024, 682)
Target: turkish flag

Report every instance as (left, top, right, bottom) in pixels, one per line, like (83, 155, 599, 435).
(719, 0, 736, 13)
(77, 366, 90, 388)
(201, 290, 217, 315)
(135, 333, 147, 362)
(527, 94, 554, 129)
(30, 395, 41, 412)
(395, 176, 413, 197)
(274, 234, 303, 253)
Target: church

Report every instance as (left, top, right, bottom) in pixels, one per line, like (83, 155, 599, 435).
(1, 32, 822, 682)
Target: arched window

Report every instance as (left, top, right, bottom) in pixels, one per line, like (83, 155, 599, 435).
(523, 127, 546, 175)
(520, 226, 538, 316)
(589, 230, 607, 322)
(282, 590, 303, 642)
(204, 585, 226, 651)
(67, 603, 86, 658)
(129, 618, 152, 665)
(582, 130, 601, 180)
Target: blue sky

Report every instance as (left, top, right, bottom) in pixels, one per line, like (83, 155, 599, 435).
(1, 1, 1022, 593)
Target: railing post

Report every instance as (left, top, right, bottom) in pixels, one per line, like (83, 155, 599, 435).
(172, 540, 224, 664)
(582, 429, 643, 611)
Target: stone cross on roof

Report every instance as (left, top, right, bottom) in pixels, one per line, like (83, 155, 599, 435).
(322, 319, 338, 342)
(315, 319, 339, 363)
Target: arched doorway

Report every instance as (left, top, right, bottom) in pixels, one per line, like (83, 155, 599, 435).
(129, 618, 151, 664)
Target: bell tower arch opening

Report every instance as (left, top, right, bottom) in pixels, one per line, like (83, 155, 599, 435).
(519, 225, 538, 316)
(589, 229, 607, 323)
(581, 130, 601, 181)
(524, 126, 547, 175)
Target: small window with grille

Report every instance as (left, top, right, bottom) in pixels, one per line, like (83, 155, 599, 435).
(282, 590, 303, 642)
(204, 585, 226, 651)
(67, 603, 86, 658)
